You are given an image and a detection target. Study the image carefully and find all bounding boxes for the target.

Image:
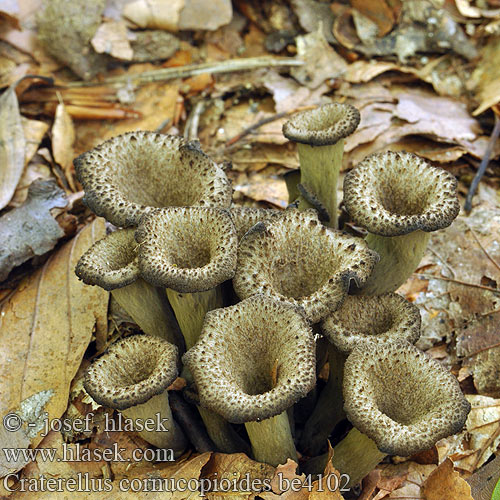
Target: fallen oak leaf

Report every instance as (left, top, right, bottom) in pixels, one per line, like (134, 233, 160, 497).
(422, 458, 473, 500)
(52, 102, 77, 191)
(0, 218, 108, 449)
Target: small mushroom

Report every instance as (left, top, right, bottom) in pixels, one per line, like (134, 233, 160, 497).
(282, 103, 360, 227)
(343, 151, 460, 294)
(322, 293, 421, 355)
(75, 228, 182, 348)
(136, 206, 238, 349)
(327, 341, 470, 486)
(74, 132, 232, 228)
(233, 211, 378, 323)
(84, 334, 187, 454)
(300, 293, 421, 455)
(183, 295, 316, 466)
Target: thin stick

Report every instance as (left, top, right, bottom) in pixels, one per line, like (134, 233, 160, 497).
(224, 106, 315, 148)
(467, 225, 500, 273)
(465, 115, 500, 212)
(67, 57, 303, 88)
(416, 273, 500, 294)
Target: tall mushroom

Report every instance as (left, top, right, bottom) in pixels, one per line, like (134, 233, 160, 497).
(84, 334, 187, 455)
(136, 205, 241, 454)
(233, 211, 378, 324)
(306, 341, 471, 487)
(183, 295, 316, 466)
(300, 293, 421, 455)
(343, 151, 460, 295)
(282, 103, 360, 227)
(75, 228, 182, 348)
(136, 206, 238, 350)
(74, 131, 232, 228)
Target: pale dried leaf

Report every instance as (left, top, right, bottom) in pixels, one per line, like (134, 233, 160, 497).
(291, 30, 347, 90)
(0, 81, 25, 209)
(471, 37, 500, 115)
(52, 102, 76, 190)
(91, 20, 133, 60)
(422, 458, 473, 500)
(455, 0, 500, 18)
(0, 218, 107, 448)
(437, 395, 500, 472)
(234, 173, 288, 208)
(123, 0, 184, 30)
(0, 179, 67, 281)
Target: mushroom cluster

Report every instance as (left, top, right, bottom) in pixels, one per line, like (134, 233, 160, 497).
(75, 107, 469, 484)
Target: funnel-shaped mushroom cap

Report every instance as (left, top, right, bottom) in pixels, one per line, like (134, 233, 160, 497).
(75, 132, 232, 227)
(343, 341, 471, 456)
(84, 335, 179, 410)
(321, 293, 421, 354)
(136, 207, 237, 293)
(75, 228, 139, 291)
(233, 212, 378, 323)
(230, 207, 319, 240)
(183, 295, 316, 423)
(344, 151, 460, 237)
(282, 103, 360, 146)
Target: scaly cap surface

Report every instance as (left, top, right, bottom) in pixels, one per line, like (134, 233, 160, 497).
(282, 103, 360, 146)
(322, 293, 421, 354)
(75, 132, 232, 227)
(344, 151, 460, 237)
(75, 228, 139, 291)
(233, 212, 378, 323)
(343, 341, 471, 456)
(136, 207, 237, 292)
(84, 335, 179, 410)
(183, 295, 316, 423)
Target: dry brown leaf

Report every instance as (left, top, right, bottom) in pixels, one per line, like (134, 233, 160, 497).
(422, 458, 473, 500)
(260, 459, 308, 499)
(91, 20, 133, 60)
(8, 430, 211, 499)
(351, 0, 396, 36)
(0, 80, 25, 209)
(0, 218, 107, 449)
(471, 37, 500, 115)
(437, 395, 500, 472)
(52, 102, 76, 191)
(234, 172, 288, 209)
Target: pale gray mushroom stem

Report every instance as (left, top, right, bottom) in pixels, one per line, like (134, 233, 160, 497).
(305, 341, 471, 487)
(84, 335, 187, 455)
(75, 228, 183, 349)
(343, 151, 460, 295)
(300, 293, 421, 455)
(183, 296, 317, 466)
(282, 103, 360, 227)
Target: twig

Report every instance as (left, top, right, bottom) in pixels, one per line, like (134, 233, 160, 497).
(184, 100, 206, 141)
(416, 273, 500, 294)
(467, 225, 500, 273)
(224, 105, 315, 148)
(67, 57, 303, 88)
(464, 114, 500, 213)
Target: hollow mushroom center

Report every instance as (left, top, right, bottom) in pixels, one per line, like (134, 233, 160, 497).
(373, 170, 433, 216)
(221, 319, 298, 396)
(339, 308, 395, 336)
(369, 361, 448, 425)
(269, 237, 343, 299)
(110, 351, 161, 387)
(110, 143, 207, 208)
(157, 219, 214, 269)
